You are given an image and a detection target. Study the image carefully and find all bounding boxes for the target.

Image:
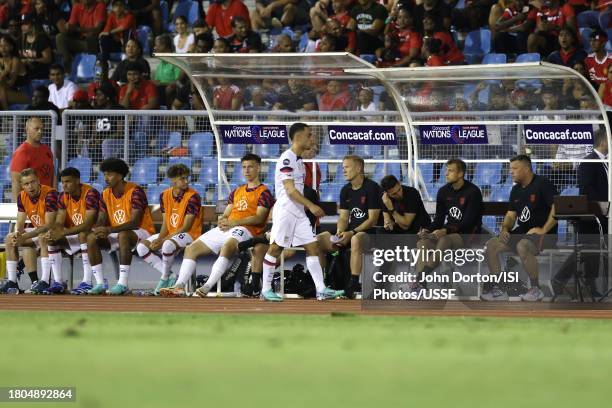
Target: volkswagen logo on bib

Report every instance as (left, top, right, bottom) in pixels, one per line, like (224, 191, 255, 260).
(113, 210, 127, 224)
(30, 214, 42, 227)
(351, 208, 366, 220)
(519, 206, 531, 223)
(449, 206, 462, 220)
(71, 213, 83, 226)
(170, 212, 180, 228)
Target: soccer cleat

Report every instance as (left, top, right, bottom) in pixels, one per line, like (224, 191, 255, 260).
(480, 286, 509, 301)
(159, 285, 187, 298)
(70, 282, 93, 295)
(0, 280, 21, 294)
(28, 280, 50, 294)
(316, 287, 345, 301)
(153, 278, 171, 296)
(107, 283, 129, 295)
(261, 290, 283, 302)
(520, 286, 545, 302)
(45, 281, 67, 295)
(88, 283, 107, 295)
(193, 286, 210, 298)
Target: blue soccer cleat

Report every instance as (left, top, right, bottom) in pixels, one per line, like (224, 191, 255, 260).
(28, 280, 50, 294)
(70, 282, 93, 295)
(107, 283, 129, 296)
(0, 280, 21, 294)
(45, 281, 67, 295)
(316, 287, 345, 301)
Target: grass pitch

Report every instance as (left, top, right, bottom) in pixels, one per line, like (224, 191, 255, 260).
(0, 312, 610, 407)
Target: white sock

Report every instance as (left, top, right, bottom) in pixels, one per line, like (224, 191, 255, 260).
(48, 246, 63, 283)
(40, 257, 51, 283)
(80, 244, 92, 284)
(144, 252, 164, 274)
(204, 256, 230, 291)
(92, 264, 104, 285)
(6, 260, 17, 282)
(262, 254, 277, 292)
(175, 259, 196, 287)
(161, 240, 177, 280)
(306, 256, 326, 293)
(118, 265, 130, 286)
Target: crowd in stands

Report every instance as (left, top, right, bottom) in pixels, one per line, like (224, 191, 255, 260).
(0, 0, 611, 113)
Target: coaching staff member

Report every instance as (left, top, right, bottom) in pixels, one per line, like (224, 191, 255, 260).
(10, 117, 55, 202)
(483, 155, 558, 302)
(380, 174, 431, 234)
(414, 158, 483, 286)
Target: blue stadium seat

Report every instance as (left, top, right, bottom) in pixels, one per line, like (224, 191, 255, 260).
(580, 27, 593, 53)
(320, 143, 349, 158)
(67, 157, 92, 183)
(168, 157, 192, 170)
(472, 162, 502, 187)
(164, 131, 182, 149)
(223, 144, 246, 157)
(160, 0, 169, 31)
(334, 164, 346, 183)
(252, 143, 280, 158)
(482, 53, 507, 64)
(91, 182, 104, 193)
(135, 26, 152, 56)
(577, 10, 601, 29)
(353, 145, 382, 159)
(131, 157, 160, 185)
(314, 162, 328, 183)
(600, 11, 612, 30)
(230, 162, 243, 182)
(70, 53, 97, 83)
(463, 29, 491, 64)
(561, 186, 579, 196)
(297, 32, 309, 52)
(482, 216, 498, 234)
(190, 183, 207, 201)
(189, 132, 214, 158)
(455, 0, 465, 8)
(319, 183, 341, 202)
(0, 165, 10, 184)
(516, 52, 542, 62)
(418, 162, 434, 183)
(360, 54, 377, 65)
(172, 0, 199, 28)
(101, 138, 123, 159)
(607, 29, 612, 51)
(490, 184, 512, 202)
(146, 183, 170, 204)
(1, 155, 10, 166)
(199, 164, 218, 185)
(373, 163, 401, 180)
(435, 164, 447, 186)
(0, 222, 9, 243)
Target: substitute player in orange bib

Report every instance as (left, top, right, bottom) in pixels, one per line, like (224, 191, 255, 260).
(136, 164, 203, 295)
(86, 158, 155, 295)
(160, 153, 274, 298)
(44, 167, 101, 294)
(1, 168, 59, 294)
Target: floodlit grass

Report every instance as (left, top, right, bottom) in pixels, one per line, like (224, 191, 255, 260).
(0, 312, 610, 407)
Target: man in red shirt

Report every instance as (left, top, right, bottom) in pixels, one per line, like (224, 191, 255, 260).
(55, 0, 107, 71)
(585, 29, 612, 86)
(9, 117, 55, 202)
(206, 0, 250, 38)
(99, 0, 136, 64)
(119, 62, 159, 109)
(525, 0, 576, 56)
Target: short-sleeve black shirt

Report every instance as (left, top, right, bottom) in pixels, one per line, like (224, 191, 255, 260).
(276, 86, 318, 111)
(387, 185, 431, 234)
(340, 178, 382, 232)
(431, 180, 483, 234)
(509, 174, 558, 234)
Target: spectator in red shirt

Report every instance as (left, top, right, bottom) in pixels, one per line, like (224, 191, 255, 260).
(381, 8, 422, 66)
(585, 29, 612, 86)
(99, 0, 136, 64)
(422, 13, 465, 64)
(326, 15, 356, 53)
(492, 0, 529, 55)
(206, 0, 251, 38)
(547, 27, 587, 68)
(227, 15, 264, 53)
(319, 79, 351, 111)
(525, 0, 576, 55)
(212, 77, 243, 110)
(56, 0, 107, 70)
(310, 0, 350, 34)
(598, 68, 612, 108)
(376, 33, 402, 67)
(119, 62, 159, 109)
(423, 37, 445, 66)
(9, 117, 55, 202)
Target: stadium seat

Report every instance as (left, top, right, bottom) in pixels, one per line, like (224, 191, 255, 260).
(131, 157, 160, 185)
(353, 145, 382, 159)
(561, 186, 579, 196)
(223, 144, 246, 157)
(577, 10, 601, 29)
(199, 164, 218, 185)
(490, 184, 512, 202)
(70, 53, 97, 83)
(580, 27, 593, 53)
(146, 184, 170, 204)
(0, 165, 10, 184)
(160, 0, 169, 32)
(373, 163, 401, 180)
(515, 53, 541, 63)
(164, 131, 182, 149)
(67, 157, 92, 183)
(170, 0, 199, 30)
(319, 183, 340, 202)
(435, 164, 447, 186)
(472, 162, 502, 187)
(320, 143, 349, 158)
(188, 132, 214, 158)
(229, 162, 244, 182)
(482, 53, 507, 64)
(0, 222, 9, 243)
(101, 138, 123, 159)
(91, 182, 103, 193)
(252, 143, 280, 158)
(360, 54, 377, 65)
(607, 29, 612, 51)
(463, 29, 491, 64)
(418, 162, 434, 183)
(333, 164, 345, 183)
(482, 216, 498, 234)
(314, 162, 328, 183)
(600, 11, 612, 30)
(135, 26, 152, 56)
(190, 182, 206, 200)
(168, 157, 192, 170)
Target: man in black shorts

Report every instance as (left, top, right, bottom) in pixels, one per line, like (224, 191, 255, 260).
(380, 174, 431, 235)
(482, 154, 558, 302)
(415, 159, 483, 287)
(317, 155, 381, 297)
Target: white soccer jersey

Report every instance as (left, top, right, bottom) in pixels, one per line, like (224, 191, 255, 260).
(275, 148, 306, 216)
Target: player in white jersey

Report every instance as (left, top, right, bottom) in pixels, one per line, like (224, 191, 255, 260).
(262, 122, 344, 301)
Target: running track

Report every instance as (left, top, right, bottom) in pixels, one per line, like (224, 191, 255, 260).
(1, 296, 612, 318)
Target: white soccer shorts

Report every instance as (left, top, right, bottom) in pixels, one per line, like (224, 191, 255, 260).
(196, 226, 253, 254)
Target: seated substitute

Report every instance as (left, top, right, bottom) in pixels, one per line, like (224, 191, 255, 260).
(160, 154, 274, 298)
(86, 158, 155, 295)
(482, 155, 558, 302)
(1, 169, 59, 294)
(44, 167, 101, 294)
(136, 164, 202, 295)
(415, 159, 483, 286)
(317, 155, 382, 298)
(380, 174, 431, 234)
